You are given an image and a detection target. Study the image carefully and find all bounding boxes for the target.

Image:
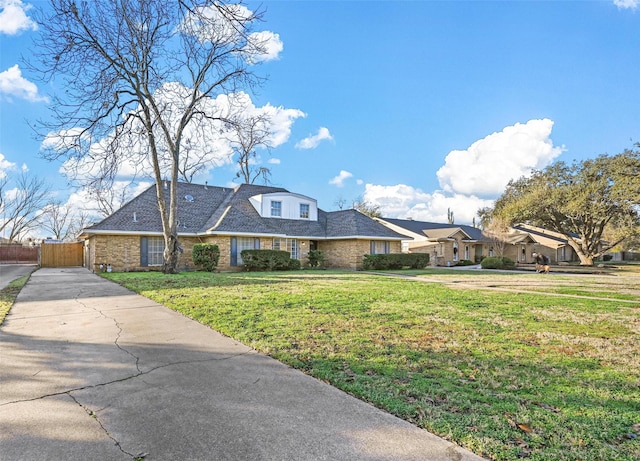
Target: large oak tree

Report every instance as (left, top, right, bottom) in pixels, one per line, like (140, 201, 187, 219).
(489, 149, 640, 265)
(32, 0, 269, 273)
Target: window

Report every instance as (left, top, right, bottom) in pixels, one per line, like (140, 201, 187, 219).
(273, 238, 299, 259)
(141, 236, 164, 266)
(300, 203, 310, 219)
(270, 200, 282, 217)
(236, 237, 257, 265)
(370, 240, 390, 254)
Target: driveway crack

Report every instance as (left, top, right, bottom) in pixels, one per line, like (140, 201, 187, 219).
(66, 391, 140, 459)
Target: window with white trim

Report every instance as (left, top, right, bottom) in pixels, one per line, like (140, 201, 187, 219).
(273, 238, 299, 259)
(300, 203, 310, 219)
(237, 237, 256, 265)
(148, 237, 164, 266)
(270, 200, 282, 217)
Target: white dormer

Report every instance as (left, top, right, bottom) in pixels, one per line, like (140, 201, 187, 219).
(250, 192, 318, 221)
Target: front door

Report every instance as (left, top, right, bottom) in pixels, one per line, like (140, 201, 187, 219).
(475, 245, 483, 262)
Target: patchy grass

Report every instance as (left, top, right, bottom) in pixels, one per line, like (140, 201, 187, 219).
(0, 274, 33, 325)
(103, 270, 640, 461)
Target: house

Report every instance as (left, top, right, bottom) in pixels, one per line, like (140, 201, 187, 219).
(511, 223, 582, 263)
(376, 218, 578, 266)
(79, 182, 405, 272)
(376, 218, 492, 265)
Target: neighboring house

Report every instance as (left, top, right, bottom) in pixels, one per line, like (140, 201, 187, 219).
(79, 182, 405, 272)
(377, 218, 492, 266)
(377, 218, 580, 266)
(512, 223, 581, 263)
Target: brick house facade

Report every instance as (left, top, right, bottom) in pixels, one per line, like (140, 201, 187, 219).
(81, 182, 405, 272)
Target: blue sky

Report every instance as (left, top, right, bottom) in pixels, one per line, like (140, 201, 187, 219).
(1, 0, 639, 234)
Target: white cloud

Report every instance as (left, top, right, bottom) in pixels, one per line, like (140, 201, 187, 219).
(247, 31, 283, 63)
(436, 118, 563, 198)
(0, 64, 49, 102)
(268, 158, 281, 164)
(0, 0, 37, 35)
(0, 153, 16, 178)
(295, 127, 334, 150)
(363, 183, 493, 224)
(360, 119, 563, 224)
(329, 170, 353, 187)
(51, 84, 304, 186)
(614, 0, 639, 9)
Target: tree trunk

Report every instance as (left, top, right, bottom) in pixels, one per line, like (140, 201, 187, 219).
(162, 233, 180, 274)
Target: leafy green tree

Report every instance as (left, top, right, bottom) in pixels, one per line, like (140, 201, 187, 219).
(352, 197, 382, 218)
(490, 148, 640, 265)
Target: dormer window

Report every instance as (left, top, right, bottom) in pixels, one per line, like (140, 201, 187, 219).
(300, 203, 310, 219)
(270, 200, 282, 217)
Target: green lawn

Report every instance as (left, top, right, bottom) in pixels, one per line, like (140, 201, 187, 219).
(103, 270, 639, 461)
(0, 274, 32, 325)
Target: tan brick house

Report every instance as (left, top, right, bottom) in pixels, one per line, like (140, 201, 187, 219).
(376, 218, 583, 266)
(80, 182, 404, 272)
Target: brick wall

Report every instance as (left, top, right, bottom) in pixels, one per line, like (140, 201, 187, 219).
(318, 239, 402, 270)
(87, 234, 399, 272)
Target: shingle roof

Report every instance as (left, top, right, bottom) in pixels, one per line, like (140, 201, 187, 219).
(324, 209, 406, 239)
(84, 182, 404, 240)
(381, 218, 487, 241)
(84, 182, 235, 234)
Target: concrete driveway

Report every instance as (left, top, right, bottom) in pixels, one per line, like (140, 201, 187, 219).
(0, 264, 37, 290)
(0, 267, 485, 461)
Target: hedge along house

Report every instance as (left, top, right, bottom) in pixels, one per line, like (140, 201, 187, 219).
(79, 182, 405, 272)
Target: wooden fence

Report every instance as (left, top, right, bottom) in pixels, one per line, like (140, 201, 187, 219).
(0, 244, 39, 264)
(40, 242, 84, 267)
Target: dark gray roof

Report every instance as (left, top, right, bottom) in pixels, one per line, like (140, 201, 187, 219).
(85, 182, 235, 234)
(84, 182, 404, 240)
(324, 210, 405, 239)
(381, 217, 488, 241)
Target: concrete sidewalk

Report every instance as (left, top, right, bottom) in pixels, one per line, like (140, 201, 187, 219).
(0, 267, 485, 461)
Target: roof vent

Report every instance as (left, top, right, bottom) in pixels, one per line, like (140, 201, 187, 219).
(133, 212, 138, 222)
(204, 181, 208, 190)
(185, 194, 194, 202)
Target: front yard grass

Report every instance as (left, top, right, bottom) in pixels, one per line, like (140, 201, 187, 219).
(0, 274, 32, 325)
(103, 270, 640, 461)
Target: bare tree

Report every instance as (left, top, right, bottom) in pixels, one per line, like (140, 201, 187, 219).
(334, 196, 347, 210)
(40, 200, 91, 241)
(0, 171, 52, 242)
(229, 113, 273, 184)
(31, 0, 268, 273)
(484, 217, 511, 258)
(40, 201, 72, 240)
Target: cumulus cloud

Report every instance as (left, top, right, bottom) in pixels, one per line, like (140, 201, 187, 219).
(247, 31, 284, 63)
(436, 119, 563, 198)
(0, 0, 37, 35)
(50, 84, 303, 187)
(614, 0, 639, 9)
(360, 119, 563, 224)
(295, 127, 334, 150)
(0, 153, 16, 178)
(180, 4, 282, 64)
(363, 183, 493, 224)
(329, 170, 353, 187)
(0, 64, 49, 102)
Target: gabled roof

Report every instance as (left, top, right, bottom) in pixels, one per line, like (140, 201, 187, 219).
(379, 218, 487, 241)
(83, 182, 404, 240)
(512, 224, 574, 245)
